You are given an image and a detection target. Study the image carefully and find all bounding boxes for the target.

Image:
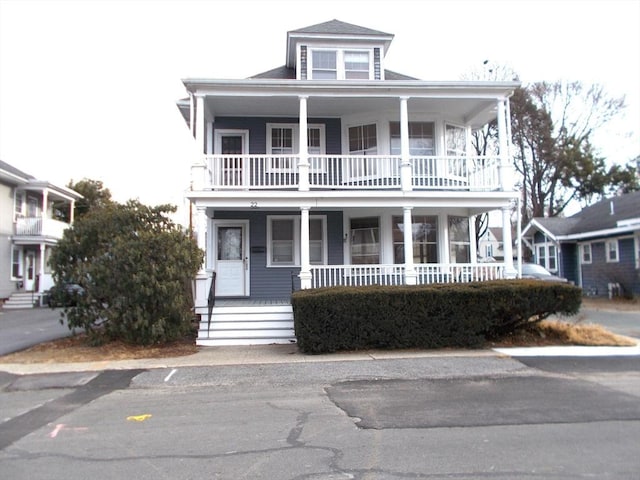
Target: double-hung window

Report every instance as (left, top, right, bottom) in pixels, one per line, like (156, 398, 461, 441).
(310, 49, 371, 80)
(11, 248, 22, 279)
(392, 215, 438, 264)
(606, 239, 619, 262)
(344, 51, 369, 79)
(389, 122, 435, 155)
(14, 191, 24, 218)
(448, 216, 470, 263)
(581, 243, 592, 264)
(311, 51, 337, 79)
(267, 124, 325, 172)
(350, 217, 380, 264)
(267, 215, 327, 266)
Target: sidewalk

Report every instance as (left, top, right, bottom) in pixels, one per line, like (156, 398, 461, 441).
(1, 341, 639, 375)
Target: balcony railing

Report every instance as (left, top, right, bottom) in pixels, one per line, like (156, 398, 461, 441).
(310, 263, 505, 289)
(200, 154, 502, 191)
(15, 217, 70, 239)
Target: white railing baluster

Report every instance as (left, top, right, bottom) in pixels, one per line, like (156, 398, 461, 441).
(310, 263, 505, 288)
(202, 155, 501, 191)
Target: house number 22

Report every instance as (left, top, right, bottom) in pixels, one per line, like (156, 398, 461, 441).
(250, 201, 259, 209)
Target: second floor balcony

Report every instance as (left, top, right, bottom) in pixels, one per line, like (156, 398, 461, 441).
(15, 217, 70, 239)
(195, 154, 506, 192)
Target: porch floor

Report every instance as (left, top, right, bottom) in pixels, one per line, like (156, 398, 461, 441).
(213, 298, 291, 307)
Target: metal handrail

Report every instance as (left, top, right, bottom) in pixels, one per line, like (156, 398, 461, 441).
(207, 271, 216, 335)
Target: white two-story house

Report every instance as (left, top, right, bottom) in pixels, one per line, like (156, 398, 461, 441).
(179, 20, 520, 345)
(0, 160, 81, 308)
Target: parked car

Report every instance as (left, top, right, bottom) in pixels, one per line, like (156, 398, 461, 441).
(44, 283, 85, 307)
(520, 263, 568, 283)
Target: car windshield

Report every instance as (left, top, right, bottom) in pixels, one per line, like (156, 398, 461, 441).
(522, 264, 552, 275)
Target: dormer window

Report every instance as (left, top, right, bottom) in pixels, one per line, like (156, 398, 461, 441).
(309, 48, 372, 80)
(311, 51, 337, 79)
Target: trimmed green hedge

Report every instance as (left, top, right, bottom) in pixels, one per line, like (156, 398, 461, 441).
(291, 280, 582, 354)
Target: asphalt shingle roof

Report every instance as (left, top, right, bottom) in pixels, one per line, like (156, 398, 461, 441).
(533, 191, 640, 236)
(0, 160, 34, 180)
(289, 19, 391, 37)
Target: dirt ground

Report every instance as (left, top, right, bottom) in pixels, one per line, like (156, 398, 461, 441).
(0, 297, 637, 364)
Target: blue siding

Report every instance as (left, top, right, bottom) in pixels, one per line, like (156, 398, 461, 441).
(213, 117, 342, 154)
(213, 210, 343, 299)
(580, 237, 639, 297)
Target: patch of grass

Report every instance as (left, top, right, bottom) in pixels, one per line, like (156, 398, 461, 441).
(490, 319, 637, 348)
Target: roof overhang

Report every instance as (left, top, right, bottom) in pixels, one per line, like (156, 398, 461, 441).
(17, 181, 83, 202)
(0, 168, 30, 186)
(180, 78, 519, 130)
(522, 218, 640, 242)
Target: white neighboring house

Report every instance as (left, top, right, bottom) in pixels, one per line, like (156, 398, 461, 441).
(178, 20, 520, 346)
(478, 227, 507, 262)
(0, 160, 81, 308)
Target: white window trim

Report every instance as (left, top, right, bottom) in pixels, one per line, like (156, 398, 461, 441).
(213, 129, 249, 154)
(266, 215, 327, 267)
(14, 191, 25, 219)
(309, 47, 373, 80)
(266, 123, 326, 173)
(580, 243, 592, 264)
(606, 239, 619, 263)
(11, 247, 23, 280)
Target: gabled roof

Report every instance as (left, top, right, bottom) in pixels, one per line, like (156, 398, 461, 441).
(286, 19, 394, 68)
(0, 159, 81, 201)
(523, 191, 640, 240)
(0, 159, 34, 179)
(0, 159, 34, 185)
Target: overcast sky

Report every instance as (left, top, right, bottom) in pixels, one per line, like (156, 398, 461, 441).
(1, 0, 638, 223)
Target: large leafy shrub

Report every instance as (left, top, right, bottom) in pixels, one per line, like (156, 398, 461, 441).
(49, 200, 203, 345)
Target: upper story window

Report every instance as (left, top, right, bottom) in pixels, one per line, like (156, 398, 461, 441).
(311, 50, 337, 79)
(348, 124, 377, 155)
(446, 124, 467, 156)
(389, 122, 435, 155)
(344, 51, 369, 79)
(14, 191, 24, 217)
(310, 48, 371, 80)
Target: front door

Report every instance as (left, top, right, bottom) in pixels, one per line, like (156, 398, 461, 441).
(24, 251, 36, 291)
(214, 222, 249, 297)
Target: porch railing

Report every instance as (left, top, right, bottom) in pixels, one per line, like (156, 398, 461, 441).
(15, 217, 70, 238)
(311, 264, 405, 288)
(310, 263, 504, 289)
(202, 154, 502, 191)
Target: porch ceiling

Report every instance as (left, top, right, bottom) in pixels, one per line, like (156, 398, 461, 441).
(204, 95, 499, 128)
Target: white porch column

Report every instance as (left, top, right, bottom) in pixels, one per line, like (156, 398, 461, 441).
(299, 206, 312, 289)
(38, 243, 46, 292)
(41, 189, 48, 220)
(496, 98, 513, 192)
(399, 97, 413, 192)
(502, 206, 516, 278)
(469, 215, 477, 262)
(69, 199, 75, 224)
(191, 94, 207, 191)
(194, 205, 209, 310)
(403, 207, 417, 285)
(298, 96, 310, 192)
(196, 205, 207, 274)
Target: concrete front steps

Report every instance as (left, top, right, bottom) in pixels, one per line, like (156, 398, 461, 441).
(2, 292, 40, 309)
(197, 304, 296, 346)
